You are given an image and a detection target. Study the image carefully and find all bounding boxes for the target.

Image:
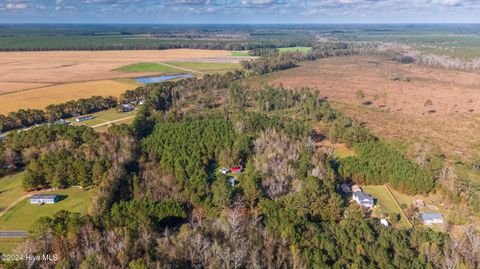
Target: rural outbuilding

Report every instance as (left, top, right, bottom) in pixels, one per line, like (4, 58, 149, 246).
(352, 191, 374, 208)
(29, 194, 59, 205)
(420, 213, 444, 225)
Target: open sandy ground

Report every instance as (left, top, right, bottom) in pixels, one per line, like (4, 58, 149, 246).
(0, 49, 233, 94)
(270, 56, 480, 161)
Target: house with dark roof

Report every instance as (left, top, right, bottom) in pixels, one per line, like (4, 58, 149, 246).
(420, 213, 444, 225)
(29, 194, 59, 205)
(352, 191, 374, 208)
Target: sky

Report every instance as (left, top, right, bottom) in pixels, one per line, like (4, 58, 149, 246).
(0, 0, 479, 23)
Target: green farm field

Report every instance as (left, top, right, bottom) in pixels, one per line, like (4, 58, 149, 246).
(117, 62, 182, 73)
(165, 62, 241, 73)
(278, 46, 312, 53)
(230, 51, 250, 56)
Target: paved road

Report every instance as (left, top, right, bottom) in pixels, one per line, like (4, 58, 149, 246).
(0, 231, 28, 237)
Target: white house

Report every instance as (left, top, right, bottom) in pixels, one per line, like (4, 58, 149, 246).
(352, 191, 374, 208)
(420, 213, 444, 225)
(29, 194, 59, 205)
(380, 218, 389, 227)
(219, 168, 230, 174)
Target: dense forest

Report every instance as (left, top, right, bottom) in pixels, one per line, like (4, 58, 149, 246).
(0, 43, 479, 269)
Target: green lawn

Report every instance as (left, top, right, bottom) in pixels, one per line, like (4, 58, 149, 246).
(67, 108, 137, 128)
(362, 185, 411, 227)
(278, 46, 312, 53)
(0, 173, 25, 211)
(0, 238, 24, 253)
(164, 62, 241, 73)
(0, 187, 94, 230)
(230, 51, 250, 57)
(116, 62, 183, 73)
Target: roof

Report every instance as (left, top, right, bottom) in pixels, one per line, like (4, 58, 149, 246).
(29, 194, 58, 200)
(353, 191, 373, 203)
(420, 213, 443, 222)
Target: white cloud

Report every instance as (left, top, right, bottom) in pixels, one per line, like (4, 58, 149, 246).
(6, 2, 27, 9)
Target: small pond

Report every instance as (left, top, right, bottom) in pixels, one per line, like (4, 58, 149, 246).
(135, 74, 193, 84)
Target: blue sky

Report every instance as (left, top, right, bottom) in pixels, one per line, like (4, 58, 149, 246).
(0, 0, 479, 23)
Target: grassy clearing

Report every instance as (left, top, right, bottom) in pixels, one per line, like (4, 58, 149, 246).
(0, 238, 24, 253)
(0, 173, 25, 211)
(230, 51, 250, 57)
(278, 46, 312, 53)
(67, 108, 137, 128)
(94, 116, 136, 132)
(164, 62, 241, 73)
(116, 62, 182, 73)
(112, 77, 143, 86)
(0, 187, 94, 230)
(362, 185, 411, 227)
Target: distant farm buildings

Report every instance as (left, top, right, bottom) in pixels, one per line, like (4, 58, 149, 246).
(29, 194, 59, 205)
(76, 115, 95, 123)
(120, 104, 134, 112)
(420, 213, 444, 225)
(353, 191, 374, 209)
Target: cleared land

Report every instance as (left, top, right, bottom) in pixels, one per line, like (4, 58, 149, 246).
(0, 187, 94, 230)
(231, 51, 250, 57)
(117, 62, 184, 73)
(271, 56, 480, 163)
(0, 79, 137, 115)
(0, 49, 231, 92)
(0, 173, 26, 213)
(164, 62, 241, 73)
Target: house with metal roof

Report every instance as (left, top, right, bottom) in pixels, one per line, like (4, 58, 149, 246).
(352, 191, 374, 208)
(420, 213, 444, 225)
(29, 194, 59, 205)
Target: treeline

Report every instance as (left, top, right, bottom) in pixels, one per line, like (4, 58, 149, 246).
(0, 96, 117, 133)
(0, 36, 314, 51)
(242, 42, 367, 75)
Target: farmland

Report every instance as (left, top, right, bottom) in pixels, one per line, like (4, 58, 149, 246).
(0, 49, 241, 114)
(0, 79, 136, 115)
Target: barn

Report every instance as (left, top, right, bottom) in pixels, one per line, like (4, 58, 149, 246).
(29, 194, 59, 205)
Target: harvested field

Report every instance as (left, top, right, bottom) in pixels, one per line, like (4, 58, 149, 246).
(0, 49, 232, 95)
(270, 56, 480, 161)
(0, 79, 136, 114)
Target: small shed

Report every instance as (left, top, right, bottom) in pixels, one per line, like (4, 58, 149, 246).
(231, 165, 243, 174)
(413, 199, 425, 208)
(76, 116, 94, 123)
(380, 218, 389, 227)
(219, 168, 230, 174)
(352, 184, 362, 193)
(29, 194, 59, 205)
(420, 213, 444, 225)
